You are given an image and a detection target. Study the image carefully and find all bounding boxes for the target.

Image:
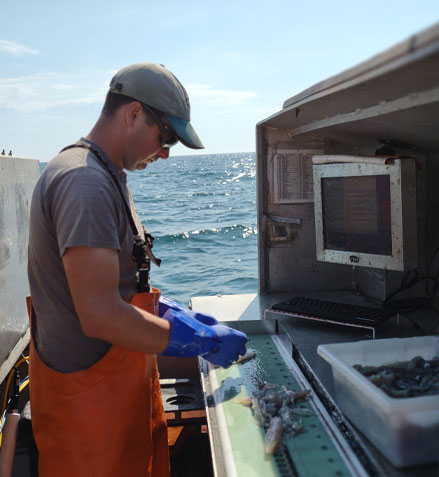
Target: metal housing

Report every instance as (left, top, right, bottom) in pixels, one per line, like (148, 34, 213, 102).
(256, 23, 439, 305)
(313, 159, 418, 271)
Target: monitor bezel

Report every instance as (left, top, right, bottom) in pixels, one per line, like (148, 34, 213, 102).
(313, 159, 417, 271)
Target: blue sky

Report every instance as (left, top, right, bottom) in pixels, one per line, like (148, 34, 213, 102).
(0, 1, 437, 160)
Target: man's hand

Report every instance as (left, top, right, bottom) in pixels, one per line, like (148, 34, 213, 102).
(162, 309, 248, 367)
(203, 325, 248, 368)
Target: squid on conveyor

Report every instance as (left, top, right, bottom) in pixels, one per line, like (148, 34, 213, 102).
(237, 381, 312, 455)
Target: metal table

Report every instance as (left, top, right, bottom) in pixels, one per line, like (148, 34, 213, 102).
(191, 292, 439, 477)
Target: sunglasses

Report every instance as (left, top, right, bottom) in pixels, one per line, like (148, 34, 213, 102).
(141, 103, 179, 149)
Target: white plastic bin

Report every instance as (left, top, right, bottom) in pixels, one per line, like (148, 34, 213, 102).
(318, 336, 439, 468)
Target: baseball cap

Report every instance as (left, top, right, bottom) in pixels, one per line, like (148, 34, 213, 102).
(109, 63, 204, 150)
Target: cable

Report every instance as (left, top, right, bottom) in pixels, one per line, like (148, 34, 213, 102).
(400, 313, 428, 336)
(0, 353, 30, 452)
(0, 357, 29, 419)
(0, 372, 15, 422)
(19, 379, 29, 394)
(383, 247, 439, 314)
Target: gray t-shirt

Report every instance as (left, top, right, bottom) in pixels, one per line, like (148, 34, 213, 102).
(28, 138, 143, 372)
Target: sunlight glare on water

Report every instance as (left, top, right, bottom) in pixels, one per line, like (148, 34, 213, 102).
(128, 152, 258, 305)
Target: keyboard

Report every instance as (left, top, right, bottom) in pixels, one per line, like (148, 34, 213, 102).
(270, 296, 396, 326)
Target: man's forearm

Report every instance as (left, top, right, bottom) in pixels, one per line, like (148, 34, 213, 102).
(81, 298, 172, 354)
(62, 246, 171, 354)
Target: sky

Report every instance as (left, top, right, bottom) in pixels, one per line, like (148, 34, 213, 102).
(0, 1, 437, 161)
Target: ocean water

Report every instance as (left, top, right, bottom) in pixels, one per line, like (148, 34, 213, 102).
(41, 152, 258, 306)
(129, 153, 258, 305)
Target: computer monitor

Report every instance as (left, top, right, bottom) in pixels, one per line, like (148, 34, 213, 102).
(313, 158, 418, 271)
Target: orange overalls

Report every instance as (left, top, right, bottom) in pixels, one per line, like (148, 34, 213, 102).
(27, 290, 169, 477)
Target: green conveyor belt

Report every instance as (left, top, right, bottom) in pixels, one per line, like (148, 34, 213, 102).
(213, 335, 352, 477)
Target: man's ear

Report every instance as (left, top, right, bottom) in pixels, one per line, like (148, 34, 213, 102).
(125, 101, 143, 127)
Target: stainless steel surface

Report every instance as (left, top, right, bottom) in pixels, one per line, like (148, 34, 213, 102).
(199, 358, 230, 477)
(255, 23, 439, 310)
(1, 157, 39, 382)
(266, 308, 377, 339)
(216, 317, 277, 335)
(259, 24, 439, 150)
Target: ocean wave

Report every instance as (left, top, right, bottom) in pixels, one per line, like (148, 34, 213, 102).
(129, 153, 258, 304)
(186, 191, 215, 198)
(222, 276, 259, 287)
(156, 224, 257, 243)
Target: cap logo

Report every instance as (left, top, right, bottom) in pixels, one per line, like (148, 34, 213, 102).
(114, 82, 123, 92)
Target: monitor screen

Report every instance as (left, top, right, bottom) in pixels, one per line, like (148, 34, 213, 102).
(321, 175, 392, 255)
(313, 159, 418, 271)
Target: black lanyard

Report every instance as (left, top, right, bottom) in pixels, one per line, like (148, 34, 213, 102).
(59, 142, 161, 293)
(60, 142, 139, 237)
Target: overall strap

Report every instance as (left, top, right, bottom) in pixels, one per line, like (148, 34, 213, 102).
(60, 143, 139, 236)
(60, 142, 161, 292)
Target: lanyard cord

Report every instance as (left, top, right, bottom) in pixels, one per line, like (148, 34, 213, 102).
(60, 143, 139, 237)
(59, 142, 162, 293)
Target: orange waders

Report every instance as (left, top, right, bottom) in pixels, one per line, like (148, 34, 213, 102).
(27, 289, 169, 477)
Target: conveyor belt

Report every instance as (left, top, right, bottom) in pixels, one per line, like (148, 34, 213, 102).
(202, 334, 367, 477)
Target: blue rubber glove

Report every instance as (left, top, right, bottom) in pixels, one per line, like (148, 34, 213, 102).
(203, 324, 248, 368)
(162, 310, 220, 358)
(161, 310, 248, 368)
(158, 296, 218, 326)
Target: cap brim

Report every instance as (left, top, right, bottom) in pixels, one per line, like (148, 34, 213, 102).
(165, 115, 204, 150)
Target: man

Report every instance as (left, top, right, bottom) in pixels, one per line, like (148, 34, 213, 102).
(27, 63, 247, 477)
